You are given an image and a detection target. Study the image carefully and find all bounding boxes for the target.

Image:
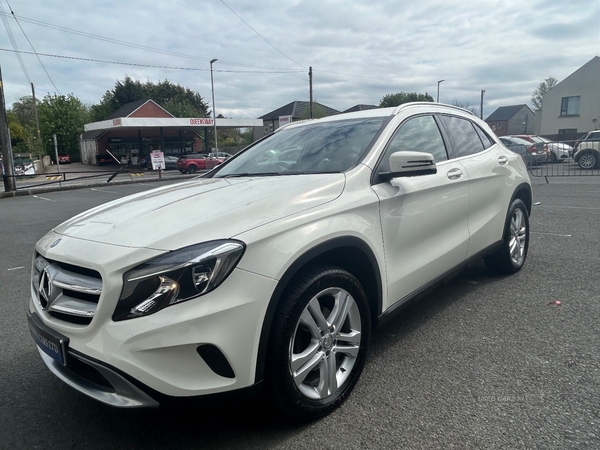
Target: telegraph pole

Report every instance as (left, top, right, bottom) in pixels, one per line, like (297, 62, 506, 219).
(31, 83, 42, 149)
(309, 66, 313, 119)
(0, 66, 16, 192)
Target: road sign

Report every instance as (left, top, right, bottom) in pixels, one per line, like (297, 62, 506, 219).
(150, 151, 165, 170)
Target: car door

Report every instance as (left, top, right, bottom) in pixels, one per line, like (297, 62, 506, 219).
(438, 115, 515, 257)
(371, 114, 471, 310)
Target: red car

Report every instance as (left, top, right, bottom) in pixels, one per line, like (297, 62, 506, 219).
(57, 154, 71, 164)
(176, 154, 220, 173)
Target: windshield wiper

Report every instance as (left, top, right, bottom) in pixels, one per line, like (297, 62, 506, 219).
(219, 170, 342, 178)
(220, 172, 284, 178)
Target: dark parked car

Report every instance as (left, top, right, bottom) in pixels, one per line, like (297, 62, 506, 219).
(499, 136, 546, 166)
(141, 155, 179, 170)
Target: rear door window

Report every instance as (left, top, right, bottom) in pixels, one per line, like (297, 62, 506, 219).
(439, 115, 486, 158)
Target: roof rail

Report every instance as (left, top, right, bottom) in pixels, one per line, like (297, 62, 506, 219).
(392, 102, 474, 116)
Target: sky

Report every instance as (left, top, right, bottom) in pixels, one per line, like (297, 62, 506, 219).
(0, 0, 599, 121)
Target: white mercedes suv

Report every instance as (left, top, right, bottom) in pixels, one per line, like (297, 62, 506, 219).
(27, 103, 532, 420)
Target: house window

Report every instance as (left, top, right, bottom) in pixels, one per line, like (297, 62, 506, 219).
(558, 129, 577, 136)
(560, 96, 580, 116)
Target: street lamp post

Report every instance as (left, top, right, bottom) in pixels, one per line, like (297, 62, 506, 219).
(210, 58, 218, 152)
(437, 79, 445, 103)
(480, 89, 485, 119)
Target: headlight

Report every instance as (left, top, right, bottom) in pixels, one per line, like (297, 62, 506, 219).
(113, 240, 245, 321)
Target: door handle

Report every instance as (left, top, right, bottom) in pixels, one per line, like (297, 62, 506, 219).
(498, 156, 509, 165)
(447, 168, 463, 180)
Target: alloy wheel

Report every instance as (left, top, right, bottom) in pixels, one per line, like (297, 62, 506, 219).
(579, 153, 597, 169)
(509, 208, 527, 266)
(290, 287, 362, 400)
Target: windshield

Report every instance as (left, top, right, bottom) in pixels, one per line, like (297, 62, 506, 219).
(213, 117, 385, 177)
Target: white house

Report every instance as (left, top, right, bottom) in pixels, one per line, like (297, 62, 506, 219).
(539, 56, 600, 140)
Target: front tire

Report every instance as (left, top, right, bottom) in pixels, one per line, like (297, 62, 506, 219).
(266, 265, 371, 421)
(485, 199, 529, 274)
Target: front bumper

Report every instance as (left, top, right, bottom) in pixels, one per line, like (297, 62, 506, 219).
(29, 260, 278, 406)
(33, 336, 263, 408)
(36, 344, 159, 407)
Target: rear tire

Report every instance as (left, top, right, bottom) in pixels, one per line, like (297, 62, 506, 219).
(188, 165, 198, 174)
(266, 265, 371, 421)
(485, 199, 529, 274)
(577, 150, 598, 170)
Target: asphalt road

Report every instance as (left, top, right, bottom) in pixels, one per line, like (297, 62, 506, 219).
(0, 176, 599, 449)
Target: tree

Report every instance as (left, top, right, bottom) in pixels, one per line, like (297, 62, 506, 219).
(89, 91, 118, 122)
(7, 111, 29, 153)
(216, 127, 254, 148)
(531, 76, 558, 111)
(38, 94, 90, 159)
(379, 92, 434, 108)
(296, 103, 330, 120)
(7, 97, 43, 153)
(11, 95, 37, 126)
(89, 77, 210, 121)
(451, 100, 479, 117)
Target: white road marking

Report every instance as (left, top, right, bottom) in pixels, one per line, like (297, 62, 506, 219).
(531, 231, 572, 237)
(535, 205, 600, 211)
(32, 195, 56, 203)
(8, 266, 25, 271)
(90, 188, 119, 194)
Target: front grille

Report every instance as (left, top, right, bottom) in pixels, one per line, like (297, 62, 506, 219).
(32, 254, 103, 326)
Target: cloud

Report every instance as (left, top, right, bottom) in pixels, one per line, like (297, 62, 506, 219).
(1, 0, 598, 120)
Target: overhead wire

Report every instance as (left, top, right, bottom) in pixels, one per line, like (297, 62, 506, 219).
(0, 11, 301, 72)
(0, 48, 306, 74)
(219, 0, 304, 68)
(0, 1, 30, 84)
(5, 1, 60, 94)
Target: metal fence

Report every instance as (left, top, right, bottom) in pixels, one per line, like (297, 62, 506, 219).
(4, 167, 145, 192)
(528, 160, 600, 180)
(504, 138, 600, 180)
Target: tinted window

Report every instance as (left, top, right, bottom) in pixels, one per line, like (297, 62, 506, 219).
(473, 124, 494, 149)
(440, 115, 485, 158)
(379, 115, 447, 173)
(586, 131, 600, 141)
(215, 118, 385, 176)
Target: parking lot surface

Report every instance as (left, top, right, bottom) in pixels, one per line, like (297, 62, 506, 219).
(0, 177, 598, 449)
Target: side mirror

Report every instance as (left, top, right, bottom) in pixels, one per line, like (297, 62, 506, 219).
(379, 151, 437, 181)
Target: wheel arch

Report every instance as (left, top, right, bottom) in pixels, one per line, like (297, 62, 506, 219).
(254, 236, 383, 384)
(511, 182, 533, 216)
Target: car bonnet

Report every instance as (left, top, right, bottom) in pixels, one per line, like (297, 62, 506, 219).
(52, 175, 346, 251)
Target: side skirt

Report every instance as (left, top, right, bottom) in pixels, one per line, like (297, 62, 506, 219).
(376, 240, 503, 328)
